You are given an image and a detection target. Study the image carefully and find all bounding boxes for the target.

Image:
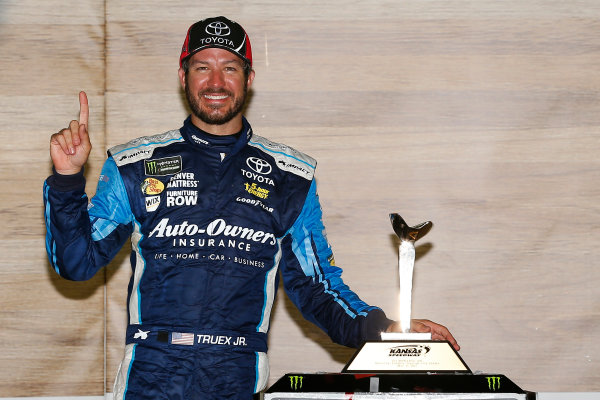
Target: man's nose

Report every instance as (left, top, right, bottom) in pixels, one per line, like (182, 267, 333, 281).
(208, 70, 225, 88)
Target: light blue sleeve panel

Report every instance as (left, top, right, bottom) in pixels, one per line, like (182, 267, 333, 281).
(280, 180, 391, 347)
(89, 156, 134, 240)
(43, 157, 134, 281)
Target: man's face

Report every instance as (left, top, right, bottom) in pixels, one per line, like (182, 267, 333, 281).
(179, 48, 254, 130)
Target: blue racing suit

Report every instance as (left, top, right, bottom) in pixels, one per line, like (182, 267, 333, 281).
(43, 116, 393, 399)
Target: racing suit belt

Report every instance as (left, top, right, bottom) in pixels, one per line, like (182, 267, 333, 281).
(126, 324, 268, 352)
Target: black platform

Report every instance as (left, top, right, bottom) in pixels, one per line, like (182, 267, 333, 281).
(264, 372, 536, 399)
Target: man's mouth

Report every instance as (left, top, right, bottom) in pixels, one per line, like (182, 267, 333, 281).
(203, 93, 229, 100)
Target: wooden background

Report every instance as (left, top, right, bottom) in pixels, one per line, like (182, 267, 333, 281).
(0, 0, 598, 396)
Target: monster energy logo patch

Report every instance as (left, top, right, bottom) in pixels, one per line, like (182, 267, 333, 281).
(145, 156, 182, 176)
(487, 376, 501, 391)
(289, 375, 303, 390)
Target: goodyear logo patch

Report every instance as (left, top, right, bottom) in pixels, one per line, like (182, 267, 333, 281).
(145, 156, 182, 176)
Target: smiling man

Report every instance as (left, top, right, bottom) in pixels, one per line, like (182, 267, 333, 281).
(181, 52, 253, 131)
(44, 16, 458, 400)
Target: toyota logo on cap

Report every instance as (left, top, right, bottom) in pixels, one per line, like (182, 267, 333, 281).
(247, 157, 272, 175)
(205, 21, 230, 37)
(180, 16, 253, 68)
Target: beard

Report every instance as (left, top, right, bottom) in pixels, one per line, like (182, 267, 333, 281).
(185, 77, 248, 126)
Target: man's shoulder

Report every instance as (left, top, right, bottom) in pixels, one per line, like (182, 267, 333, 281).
(248, 134, 316, 181)
(109, 129, 184, 167)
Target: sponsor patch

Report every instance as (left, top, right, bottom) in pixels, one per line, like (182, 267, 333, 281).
(244, 182, 269, 199)
(246, 157, 272, 175)
(166, 190, 198, 207)
(118, 149, 152, 163)
(235, 196, 274, 213)
(145, 195, 161, 212)
(166, 172, 199, 189)
(149, 217, 277, 246)
(144, 156, 182, 176)
(276, 159, 312, 179)
(141, 178, 164, 195)
(241, 168, 275, 186)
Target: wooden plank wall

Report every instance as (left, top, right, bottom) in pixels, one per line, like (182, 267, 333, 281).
(0, 0, 107, 395)
(0, 0, 598, 396)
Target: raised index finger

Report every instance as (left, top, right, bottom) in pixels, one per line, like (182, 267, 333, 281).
(79, 91, 89, 127)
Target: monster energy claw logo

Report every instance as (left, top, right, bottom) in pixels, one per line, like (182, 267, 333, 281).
(487, 376, 501, 391)
(144, 156, 182, 176)
(146, 160, 157, 174)
(289, 375, 303, 390)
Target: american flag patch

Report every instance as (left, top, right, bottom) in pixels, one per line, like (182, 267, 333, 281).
(171, 332, 195, 346)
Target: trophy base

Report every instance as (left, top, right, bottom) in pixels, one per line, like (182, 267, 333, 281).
(263, 373, 535, 399)
(264, 339, 534, 399)
(380, 332, 432, 341)
(343, 340, 470, 374)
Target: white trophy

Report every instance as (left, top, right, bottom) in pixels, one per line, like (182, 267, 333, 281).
(381, 213, 433, 341)
(343, 213, 469, 373)
(265, 214, 532, 399)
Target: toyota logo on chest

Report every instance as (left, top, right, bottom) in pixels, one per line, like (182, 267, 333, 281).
(246, 157, 272, 175)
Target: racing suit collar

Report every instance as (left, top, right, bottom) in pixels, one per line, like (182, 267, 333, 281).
(180, 115, 252, 156)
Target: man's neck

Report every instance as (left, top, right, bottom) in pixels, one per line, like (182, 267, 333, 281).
(190, 114, 243, 136)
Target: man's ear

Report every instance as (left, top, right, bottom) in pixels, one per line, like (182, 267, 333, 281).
(246, 69, 255, 89)
(178, 68, 186, 90)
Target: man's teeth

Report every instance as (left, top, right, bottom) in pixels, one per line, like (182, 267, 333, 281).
(204, 94, 228, 100)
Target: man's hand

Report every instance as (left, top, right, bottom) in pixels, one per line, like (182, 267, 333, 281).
(386, 319, 460, 351)
(50, 91, 92, 175)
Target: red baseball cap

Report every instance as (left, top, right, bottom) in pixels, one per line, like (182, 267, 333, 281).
(180, 16, 252, 68)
